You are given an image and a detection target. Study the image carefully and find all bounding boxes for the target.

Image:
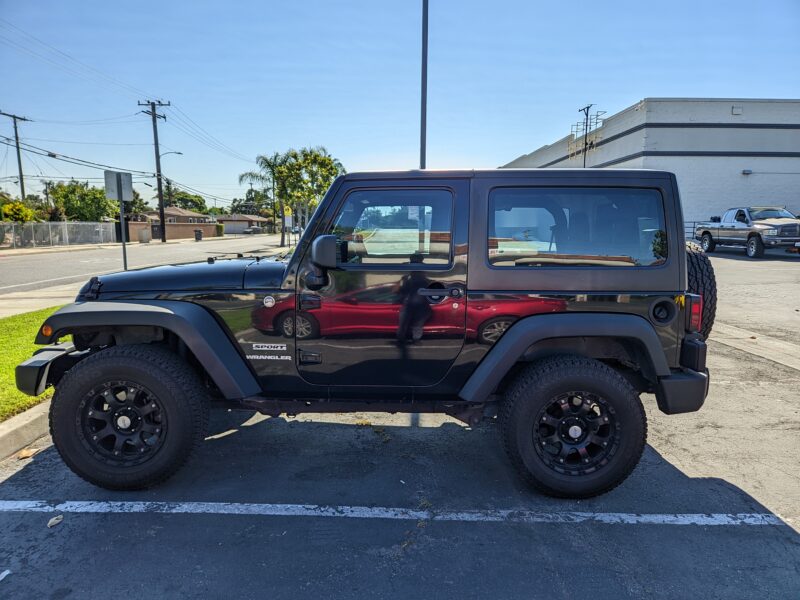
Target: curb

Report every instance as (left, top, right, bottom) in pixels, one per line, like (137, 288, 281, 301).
(0, 401, 50, 460)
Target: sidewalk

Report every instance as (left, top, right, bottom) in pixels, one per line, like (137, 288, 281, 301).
(0, 283, 81, 319)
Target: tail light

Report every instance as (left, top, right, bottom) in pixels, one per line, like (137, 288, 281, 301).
(685, 293, 703, 333)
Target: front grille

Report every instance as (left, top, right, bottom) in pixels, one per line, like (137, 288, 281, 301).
(779, 224, 800, 237)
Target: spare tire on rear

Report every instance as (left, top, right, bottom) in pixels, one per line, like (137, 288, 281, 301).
(685, 241, 717, 340)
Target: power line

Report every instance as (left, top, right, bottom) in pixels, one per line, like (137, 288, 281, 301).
(0, 17, 156, 100)
(21, 137, 153, 146)
(168, 105, 252, 162)
(0, 136, 154, 176)
(28, 113, 141, 125)
(164, 112, 252, 163)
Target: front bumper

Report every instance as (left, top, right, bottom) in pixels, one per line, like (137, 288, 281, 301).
(15, 342, 79, 396)
(763, 236, 800, 249)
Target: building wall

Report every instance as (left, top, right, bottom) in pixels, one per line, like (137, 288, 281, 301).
(503, 98, 800, 223)
(643, 155, 800, 222)
(218, 220, 249, 234)
(129, 221, 220, 241)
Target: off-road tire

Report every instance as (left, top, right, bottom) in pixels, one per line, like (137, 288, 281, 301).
(700, 233, 716, 252)
(746, 235, 765, 258)
(685, 242, 717, 340)
(500, 355, 647, 499)
(49, 344, 209, 490)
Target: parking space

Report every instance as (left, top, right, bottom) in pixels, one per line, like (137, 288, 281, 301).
(1, 259, 799, 598)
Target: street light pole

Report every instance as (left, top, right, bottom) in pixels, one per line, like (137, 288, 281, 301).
(419, 0, 429, 170)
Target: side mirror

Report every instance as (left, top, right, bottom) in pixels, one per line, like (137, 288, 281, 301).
(311, 235, 338, 269)
(306, 235, 338, 290)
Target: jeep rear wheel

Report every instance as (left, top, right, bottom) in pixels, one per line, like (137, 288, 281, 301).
(49, 344, 209, 490)
(500, 355, 646, 498)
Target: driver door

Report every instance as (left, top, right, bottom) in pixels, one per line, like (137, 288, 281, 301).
(294, 179, 469, 394)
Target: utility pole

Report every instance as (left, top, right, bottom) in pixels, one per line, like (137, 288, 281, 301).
(578, 104, 593, 168)
(138, 100, 170, 241)
(419, 0, 429, 169)
(0, 110, 32, 200)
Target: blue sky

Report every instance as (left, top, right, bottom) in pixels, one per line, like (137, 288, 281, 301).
(1, 0, 799, 207)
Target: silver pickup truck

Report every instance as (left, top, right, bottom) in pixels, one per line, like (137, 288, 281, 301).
(695, 206, 800, 258)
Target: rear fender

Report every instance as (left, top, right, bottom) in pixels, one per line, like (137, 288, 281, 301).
(458, 313, 670, 403)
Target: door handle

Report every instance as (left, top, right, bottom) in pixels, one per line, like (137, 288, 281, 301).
(417, 287, 462, 298)
(299, 294, 321, 310)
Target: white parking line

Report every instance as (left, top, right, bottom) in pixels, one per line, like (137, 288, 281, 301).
(0, 500, 785, 526)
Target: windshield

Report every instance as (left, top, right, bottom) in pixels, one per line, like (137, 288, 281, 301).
(749, 208, 796, 220)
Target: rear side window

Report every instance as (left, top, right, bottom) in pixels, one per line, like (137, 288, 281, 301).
(488, 187, 668, 268)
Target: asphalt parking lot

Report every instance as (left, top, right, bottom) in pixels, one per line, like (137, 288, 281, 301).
(1, 252, 798, 599)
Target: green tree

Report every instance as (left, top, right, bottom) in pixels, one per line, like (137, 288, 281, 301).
(161, 180, 207, 213)
(50, 181, 117, 221)
(239, 148, 345, 246)
(128, 189, 151, 215)
(3, 200, 35, 223)
(240, 152, 291, 245)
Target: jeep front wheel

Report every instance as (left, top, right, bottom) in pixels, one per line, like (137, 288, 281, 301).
(500, 355, 646, 498)
(49, 344, 209, 490)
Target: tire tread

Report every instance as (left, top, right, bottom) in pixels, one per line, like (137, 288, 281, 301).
(49, 344, 209, 490)
(500, 355, 647, 498)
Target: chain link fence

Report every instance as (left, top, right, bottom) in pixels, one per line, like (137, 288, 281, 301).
(0, 222, 117, 249)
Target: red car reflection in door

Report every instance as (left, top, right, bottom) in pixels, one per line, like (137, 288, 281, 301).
(252, 287, 566, 343)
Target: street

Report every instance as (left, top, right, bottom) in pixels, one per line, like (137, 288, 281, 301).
(0, 235, 287, 294)
(0, 246, 798, 598)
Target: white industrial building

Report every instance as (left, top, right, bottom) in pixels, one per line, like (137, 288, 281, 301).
(504, 98, 800, 223)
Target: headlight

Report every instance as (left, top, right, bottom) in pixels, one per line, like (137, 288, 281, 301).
(763, 229, 778, 236)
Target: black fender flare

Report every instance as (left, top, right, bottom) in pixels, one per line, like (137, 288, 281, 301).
(36, 300, 261, 400)
(458, 313, 670, 403)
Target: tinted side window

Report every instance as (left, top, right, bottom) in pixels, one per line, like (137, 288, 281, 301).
(331, 189, 452, 266)
(488, 187, 668, 268)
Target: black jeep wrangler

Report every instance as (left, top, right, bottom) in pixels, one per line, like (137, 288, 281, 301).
(16, 169, 715, 498)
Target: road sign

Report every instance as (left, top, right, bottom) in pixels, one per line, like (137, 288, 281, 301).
(104, 170, 133, 202)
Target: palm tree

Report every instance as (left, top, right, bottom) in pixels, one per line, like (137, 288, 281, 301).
(239, 152, 289, 246)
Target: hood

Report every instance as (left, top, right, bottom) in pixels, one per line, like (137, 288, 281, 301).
(94, 258, 287, 293)
(753, 217, 800, 227)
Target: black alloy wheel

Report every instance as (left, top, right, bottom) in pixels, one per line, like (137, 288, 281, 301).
(79, 380, 166, 466)
(533, 391, 617, 475)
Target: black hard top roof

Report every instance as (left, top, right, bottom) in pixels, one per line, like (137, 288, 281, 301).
(342, 168, 674, 181)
